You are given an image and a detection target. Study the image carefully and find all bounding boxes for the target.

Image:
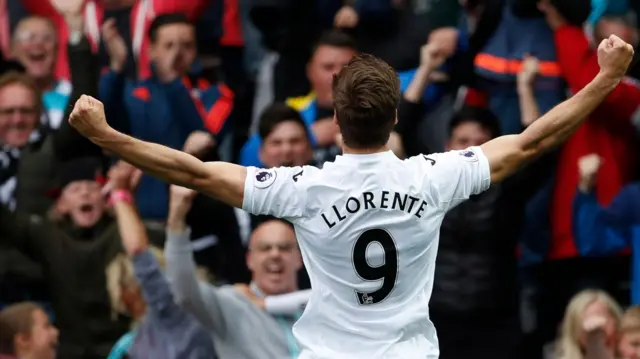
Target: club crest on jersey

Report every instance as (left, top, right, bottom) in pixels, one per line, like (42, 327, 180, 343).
(459, 150, 478, 162)
(254, 169, 277, 189)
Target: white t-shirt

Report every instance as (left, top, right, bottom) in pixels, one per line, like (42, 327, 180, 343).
(242, 147, 491, 359)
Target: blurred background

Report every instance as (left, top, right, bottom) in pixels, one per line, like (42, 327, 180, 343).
(1, 0, 640, 358)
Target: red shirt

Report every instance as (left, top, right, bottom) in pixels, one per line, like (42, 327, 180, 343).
(219, 0, 243, 47)
(549, 25, 640, 259)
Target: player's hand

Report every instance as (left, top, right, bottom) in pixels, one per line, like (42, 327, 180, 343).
(102, 19, 128, 72)
(334, 6, 359, 28)
(69, 95, 110, 140)
(419, 43, 448, 72)
(517, 54, 540, 88)
(537, 0, 566, 30)
(597, 35, 634, 82)
(183, 131, 215, 159)
(578, 154, 602, 192)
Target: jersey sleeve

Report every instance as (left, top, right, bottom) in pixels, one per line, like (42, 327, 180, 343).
(423, 146, 491, 211)
(242, 166, 308, 220)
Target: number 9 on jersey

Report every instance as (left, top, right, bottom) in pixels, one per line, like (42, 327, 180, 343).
(351, 228, 398, 305)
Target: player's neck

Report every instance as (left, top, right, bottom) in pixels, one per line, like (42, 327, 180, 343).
(342, 145, 389, 155)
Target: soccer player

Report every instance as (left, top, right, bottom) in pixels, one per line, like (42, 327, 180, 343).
(68, 35, 634, 359)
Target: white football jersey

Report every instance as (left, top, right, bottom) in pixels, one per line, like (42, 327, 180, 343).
(242, 147, 491, 359)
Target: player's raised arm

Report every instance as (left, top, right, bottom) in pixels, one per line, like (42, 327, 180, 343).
(481, 35, 634, 184)
(67, 96, 245, 208)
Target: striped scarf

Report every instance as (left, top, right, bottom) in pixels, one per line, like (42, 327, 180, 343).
(0, 127, 43, 211)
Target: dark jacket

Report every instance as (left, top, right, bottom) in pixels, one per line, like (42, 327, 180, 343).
(396, 98, 556, 317)
(0, 208, 130, 359)
(15, 36, 103, 216)
(430, 162, 551, 316)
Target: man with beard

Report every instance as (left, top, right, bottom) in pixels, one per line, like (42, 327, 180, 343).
(0, 157, 138, 359)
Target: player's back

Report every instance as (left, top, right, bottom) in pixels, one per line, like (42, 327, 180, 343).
(241, 148, 491, 359)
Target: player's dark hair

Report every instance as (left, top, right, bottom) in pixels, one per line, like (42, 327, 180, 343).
(332, 53, 400, 149)
(148, 13, 192, 43)
(312, 30, 357, 55)
(448, 106, 501, 139)
(258, 103, 310, 141)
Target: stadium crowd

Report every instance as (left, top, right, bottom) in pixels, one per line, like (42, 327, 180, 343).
(0, 0, 640, 358)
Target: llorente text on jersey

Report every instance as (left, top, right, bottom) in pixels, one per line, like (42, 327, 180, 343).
(321, 191, 428, 229)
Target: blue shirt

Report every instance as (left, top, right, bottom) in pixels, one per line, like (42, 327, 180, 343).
(573, 184, 640, 303)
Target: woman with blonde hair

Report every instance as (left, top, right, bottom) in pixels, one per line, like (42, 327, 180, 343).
(556, 289, 623, 359)
(104, 162, 216, 359)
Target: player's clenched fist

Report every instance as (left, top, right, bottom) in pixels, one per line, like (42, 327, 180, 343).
(598, 34, 635, 81)
(69, 95, 109, 139)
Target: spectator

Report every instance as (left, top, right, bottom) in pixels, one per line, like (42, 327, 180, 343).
(0, 157, 140, 359)
(0, 72, 43, 211)
(103, 162, 217, 359)
(573, 154, 640, 305)
(555, 289, 622, 359)
(0, 302, 58, 359)
(100, 12, 234, 220)
(619, 306, 640, 359)
(257, 103, 314, 168)
(10, 16, 71, 130)
(165, 185, 309, 359)
(0, 70, 99, 216)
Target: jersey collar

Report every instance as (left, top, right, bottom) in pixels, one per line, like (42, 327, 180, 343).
(336, 150, 396, 164)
